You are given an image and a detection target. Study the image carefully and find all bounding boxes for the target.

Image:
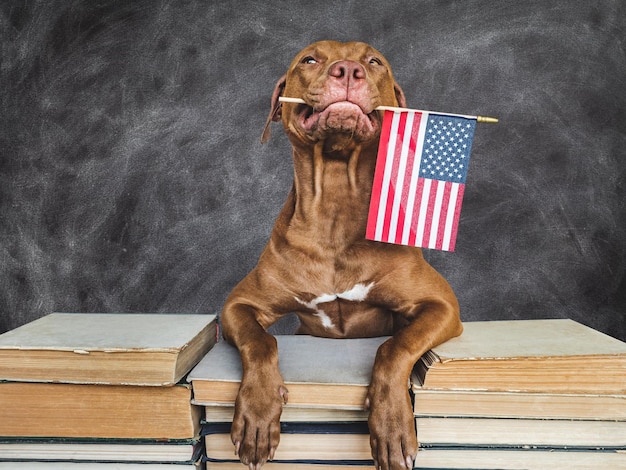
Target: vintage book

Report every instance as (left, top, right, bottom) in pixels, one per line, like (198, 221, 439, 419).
(189, 335, 389, 408)
(0, 463, 203, 469)
(415, 416, 626, 448)
(0, 381, 201, 439)
(203, 422, 372, 463)
(0, 438, 201, 463)
(205, 463, 371, 469)
(412, 387, 626, 420)
(414, 447, 626, 470)
(412, 319, 626, 394)
(0, 313, 217, 386)
(203, 404, 369, 423)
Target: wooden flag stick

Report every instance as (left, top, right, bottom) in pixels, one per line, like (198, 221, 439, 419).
(278, 96, 499, 124)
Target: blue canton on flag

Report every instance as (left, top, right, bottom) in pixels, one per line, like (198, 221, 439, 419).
(421, 116, 476, 184)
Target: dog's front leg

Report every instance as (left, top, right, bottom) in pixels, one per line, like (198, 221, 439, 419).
(366, 300, 462, 470)
(221, 300, 287, 470)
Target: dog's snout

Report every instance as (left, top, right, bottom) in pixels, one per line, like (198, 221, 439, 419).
(328, 60, 366, 85)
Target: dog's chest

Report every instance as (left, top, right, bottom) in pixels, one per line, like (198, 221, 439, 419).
(293, 282, 391, 336)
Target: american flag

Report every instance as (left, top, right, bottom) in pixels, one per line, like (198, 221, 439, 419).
(366, 110, 476, 252)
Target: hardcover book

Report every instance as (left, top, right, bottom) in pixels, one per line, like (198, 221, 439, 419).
(415, 416, 626, 448)
(414, 447, 626, 469)
(202, 404, 369, 423)
(412, 388, 626, 420)
(0, 381, 202, 439)
(0, 438, 201, 463)
(412, 319, 626, 394)
(0, 463, 203, 469)
(188, 335, 389, 408)
(203, 422, 372, 463)
(0, 313, 217, 386)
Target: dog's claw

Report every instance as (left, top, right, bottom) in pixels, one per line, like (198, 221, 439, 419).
(279, 385, 289, 405)
(405, 455, 414, 468)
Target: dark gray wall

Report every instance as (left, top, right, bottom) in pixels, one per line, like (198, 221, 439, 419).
(1, 1, 625, 341)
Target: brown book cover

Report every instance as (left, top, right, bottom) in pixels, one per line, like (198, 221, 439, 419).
(0, 438, 201, 463)
(413, 448, 626, 470)
(412, 319, 626, 394)
(415, 416, 626, 448)
(412, 388, 626, 420)
(203, 404, 369, 423)
(203, 422, 371, 462)
(0, 313, 217, 386)
(0, 463, 202, 469)
(0, 381, 201, 439)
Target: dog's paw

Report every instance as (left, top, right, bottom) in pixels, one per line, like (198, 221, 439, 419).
(366, 382, 417, 470)
(230, 372, 288, 469)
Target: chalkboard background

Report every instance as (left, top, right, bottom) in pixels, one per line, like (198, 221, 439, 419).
(1, 1, 625, 341)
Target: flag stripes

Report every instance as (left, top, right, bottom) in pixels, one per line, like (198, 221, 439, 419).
(366, 110, 476, 252)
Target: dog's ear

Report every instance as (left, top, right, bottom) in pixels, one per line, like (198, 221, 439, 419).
(394, 82, 407, 108)
(261, 75, 287, 144)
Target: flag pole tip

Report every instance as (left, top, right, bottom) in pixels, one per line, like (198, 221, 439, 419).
(477, 116, 499, 124)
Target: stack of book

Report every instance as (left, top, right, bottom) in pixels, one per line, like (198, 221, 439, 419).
(0, 312, 218, 469)
(410, 319, 626, 469)
(189, 319, 626, 470)
(188, 335, 386, 469)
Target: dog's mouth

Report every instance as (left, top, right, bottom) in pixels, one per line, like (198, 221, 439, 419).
(296, 101, 380, 141)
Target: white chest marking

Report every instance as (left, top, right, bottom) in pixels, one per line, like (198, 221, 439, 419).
(295, 282, 375, 329)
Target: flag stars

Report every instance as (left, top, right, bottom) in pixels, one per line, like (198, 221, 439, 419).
(420, 115, 476, 184)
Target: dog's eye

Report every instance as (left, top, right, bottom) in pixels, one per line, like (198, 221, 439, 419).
(369, 57, 383, 66)
(302, 56, 317, 64)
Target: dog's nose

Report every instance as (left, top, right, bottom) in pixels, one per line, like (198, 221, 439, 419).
(328, 60, 366, 86)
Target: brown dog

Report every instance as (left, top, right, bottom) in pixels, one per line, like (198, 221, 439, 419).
(221, 40, 463, 470)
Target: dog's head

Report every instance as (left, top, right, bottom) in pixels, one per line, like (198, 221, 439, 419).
(262, 41, 406, 153)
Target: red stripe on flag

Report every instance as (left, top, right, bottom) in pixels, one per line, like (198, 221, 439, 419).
(408, 177, 425, 247)
(422, 179, 438, 248)
(380, 111, 408, 242)
(393, 113, 422, 245)
(393, 205, 407, 245)
(435, 182, 453, 250)
(366, 110, 394, 240)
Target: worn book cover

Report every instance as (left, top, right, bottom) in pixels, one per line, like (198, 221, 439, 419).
(0, 463, 203, 469)
(412, 388, 626, 420)
(188, 335, 389, 408)
(0, 437, 202, 463)
(0, 313, 217, 386)
(414, 447, 626, 470)
(204, 463, 371, 469)
(203, 422, 371, 463)
(0, 381, 202, 439)
(203, 404, 369, 423)
(413, 319, 626, 393)
(415, 416, 626, 448)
